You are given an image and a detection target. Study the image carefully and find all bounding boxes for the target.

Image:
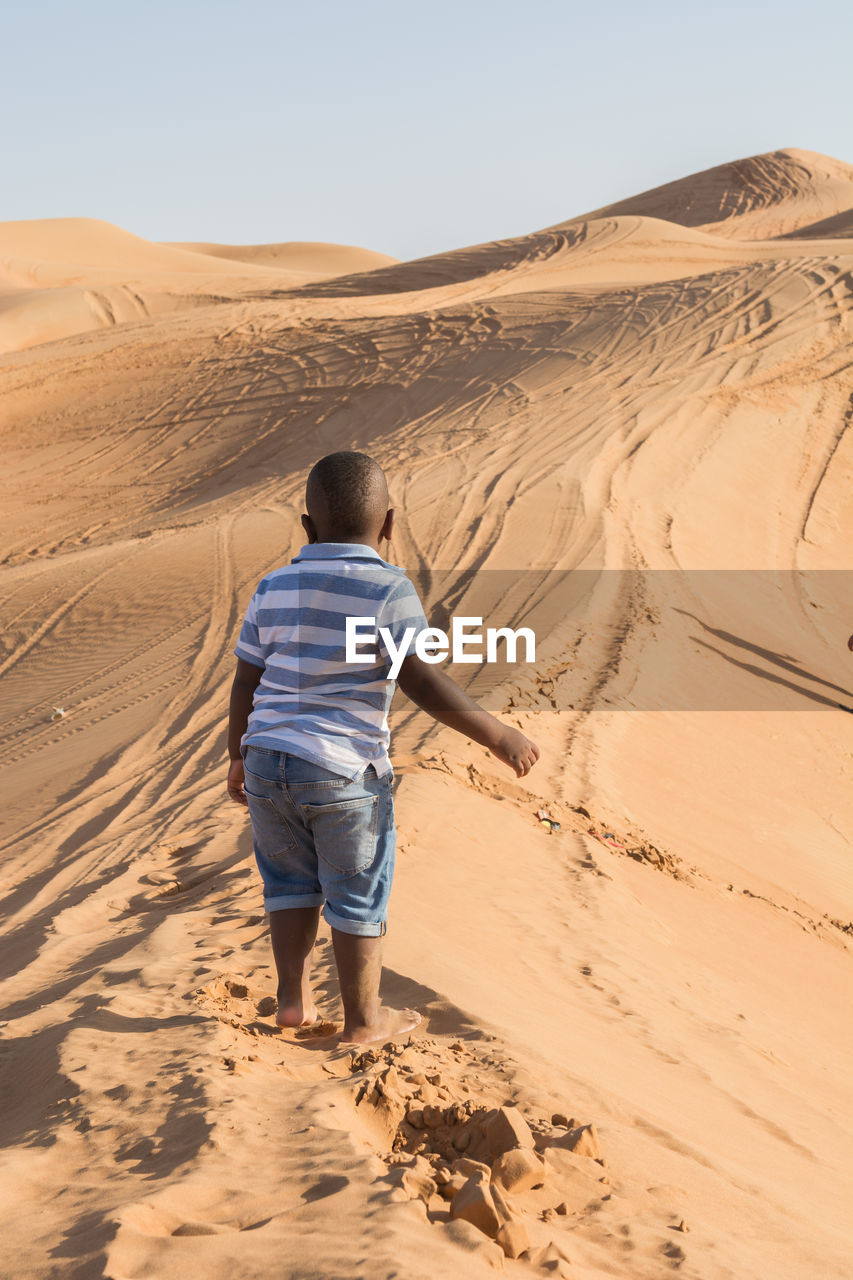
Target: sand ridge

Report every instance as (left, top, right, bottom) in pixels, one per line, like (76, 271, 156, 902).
(566, 147, 853, 239)
(1, 147, 851, 1279)
(0, 217, 398, 354)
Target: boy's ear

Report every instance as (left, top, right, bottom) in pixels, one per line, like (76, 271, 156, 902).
(380, 508, 395, 543)
(301, 513, 318, 544)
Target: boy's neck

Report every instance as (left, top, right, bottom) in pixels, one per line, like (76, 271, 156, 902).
(311, 536, 384, 554)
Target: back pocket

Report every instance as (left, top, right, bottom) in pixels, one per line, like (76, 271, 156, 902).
(302, 793, 379, 877)
(244, 787, 297, 856)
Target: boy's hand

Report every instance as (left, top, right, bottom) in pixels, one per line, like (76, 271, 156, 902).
(397, 655, 540, 778)
(488, 725, 540, 778)
(227, 758, 248, 806)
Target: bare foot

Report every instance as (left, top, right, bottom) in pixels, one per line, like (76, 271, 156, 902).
(341, 1006, 421, 1045)
(276, 999, 319, 1029)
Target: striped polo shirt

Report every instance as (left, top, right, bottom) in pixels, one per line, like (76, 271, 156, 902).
(234, 543, 428, 780)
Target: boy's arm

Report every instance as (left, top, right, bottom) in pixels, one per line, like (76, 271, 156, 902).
(396, 653, 539, 777)
(226, 658, 264, 805)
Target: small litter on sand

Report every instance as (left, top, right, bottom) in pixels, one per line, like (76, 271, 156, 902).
(49, 706, 67, 722)
(588, 827, 626, 850)
(535, 809, 561, 834)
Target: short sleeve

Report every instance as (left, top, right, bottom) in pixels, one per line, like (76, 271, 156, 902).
(376, 577, 429, 663)
(234, 592, 265, 668)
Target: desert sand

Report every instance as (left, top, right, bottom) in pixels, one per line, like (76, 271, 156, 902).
(1, 146, 851, 1279)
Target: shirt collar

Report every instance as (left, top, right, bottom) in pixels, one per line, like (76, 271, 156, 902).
(292, 542, 385, 564)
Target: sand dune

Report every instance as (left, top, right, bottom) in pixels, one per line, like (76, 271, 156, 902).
(570, 146, 853, 238)
(257, 147, 853, 304)
(166, 239, 397, 273)
(284, 211, 852, 306)
(781, 206, 853, 239)
(1, 149, 851, 1280)
(0, 218, 397, 353)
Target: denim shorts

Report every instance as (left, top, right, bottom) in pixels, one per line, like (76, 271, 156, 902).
(241, 746, 395, 937)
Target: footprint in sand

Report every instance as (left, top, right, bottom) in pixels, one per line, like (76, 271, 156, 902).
(295, 1020, 340, 1040)
(196, 975, 341, 1042)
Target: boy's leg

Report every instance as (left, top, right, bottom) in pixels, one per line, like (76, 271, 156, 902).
(242, 747, 325, 1027)
(270, 906, 321, 1027)
(284, 756, 420, 1043)
(331, 928, 420, 1043)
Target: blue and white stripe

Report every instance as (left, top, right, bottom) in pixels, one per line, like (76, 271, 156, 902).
(235, 543, 428, 779)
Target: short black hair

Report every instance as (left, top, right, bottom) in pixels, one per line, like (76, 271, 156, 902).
(306, 451, 389, 538)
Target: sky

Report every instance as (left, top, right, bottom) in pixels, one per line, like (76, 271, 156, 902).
(4, 0, 852, 261)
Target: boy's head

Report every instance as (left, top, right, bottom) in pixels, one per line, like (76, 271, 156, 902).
(302, 451, 394, 548)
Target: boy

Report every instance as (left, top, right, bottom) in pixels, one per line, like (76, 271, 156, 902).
(226, 451, 539, 1044)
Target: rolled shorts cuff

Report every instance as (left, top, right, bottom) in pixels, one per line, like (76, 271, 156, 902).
(322, 903, 387, 937)
(264, 891, 325, 913)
